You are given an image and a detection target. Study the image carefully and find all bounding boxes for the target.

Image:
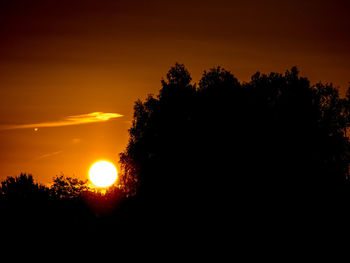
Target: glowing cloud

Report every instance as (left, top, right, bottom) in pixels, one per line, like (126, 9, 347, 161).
(0, 112, 123, 130)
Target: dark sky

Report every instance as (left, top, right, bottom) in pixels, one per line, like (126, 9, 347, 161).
(0, 0, 349, 184)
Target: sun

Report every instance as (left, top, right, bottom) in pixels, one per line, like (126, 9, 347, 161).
(89, 161, 118, 188)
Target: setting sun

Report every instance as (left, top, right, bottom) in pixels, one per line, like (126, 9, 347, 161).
(89, 161, 118, 188)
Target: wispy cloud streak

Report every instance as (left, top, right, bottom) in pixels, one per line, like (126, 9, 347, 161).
(35, 150, 63, 160)
(0, 112, 123, 130)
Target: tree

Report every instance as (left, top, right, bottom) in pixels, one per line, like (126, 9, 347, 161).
(0, 173, 49, 201)
(119, 63, 197, 199)
(50, 175, 89, 199)
(310, 82, 350, 185)
(119, 63, 350, 204)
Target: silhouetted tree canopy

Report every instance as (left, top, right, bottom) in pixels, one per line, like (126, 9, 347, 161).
(50, 175, 89, 199)
(120, 63, 350, 210)
(0, 173, 49, 201)
(0, 173, 126, 237)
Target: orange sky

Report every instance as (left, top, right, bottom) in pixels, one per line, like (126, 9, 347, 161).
(0, 0, 349, 185)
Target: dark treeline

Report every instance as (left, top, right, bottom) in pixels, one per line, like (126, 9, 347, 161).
(121, 64, 350, 198)
(2, 64, 350, 242)
(0, 173, 127, 237)
(118, 64, 350, 238)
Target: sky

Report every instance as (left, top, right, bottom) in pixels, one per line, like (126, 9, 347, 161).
(0, 0, 349, 185)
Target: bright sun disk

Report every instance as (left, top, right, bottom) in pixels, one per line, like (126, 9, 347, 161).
(89, 161, 118, 188)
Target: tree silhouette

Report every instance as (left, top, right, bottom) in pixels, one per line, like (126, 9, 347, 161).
(119, 63, 350, 218)
(0, 173, 49, 201)
(50, 175, 89, 199)
(0, 174, 108, 236)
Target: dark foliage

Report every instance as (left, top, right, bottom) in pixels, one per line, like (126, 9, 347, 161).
(0, 173, 50, 201)
(0, 174, 125, 238)
(119, 63, 350, 238)
(50, 174, 89, 199)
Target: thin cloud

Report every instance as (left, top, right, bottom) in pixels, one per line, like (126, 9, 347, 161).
(35, 150, 63, 161)
(0, 112, 123, 130)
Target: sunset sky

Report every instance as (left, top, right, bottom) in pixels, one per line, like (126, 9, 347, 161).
(0, 0, 349, 185)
